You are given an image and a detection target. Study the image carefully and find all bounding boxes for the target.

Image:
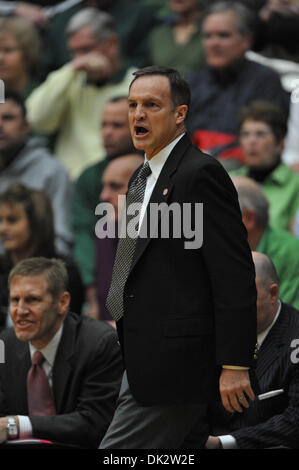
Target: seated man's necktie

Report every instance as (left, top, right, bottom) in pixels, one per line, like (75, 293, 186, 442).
(27, 350, 56, 416)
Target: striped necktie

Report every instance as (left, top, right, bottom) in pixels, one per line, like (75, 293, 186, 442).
(106, 161, 152, 322)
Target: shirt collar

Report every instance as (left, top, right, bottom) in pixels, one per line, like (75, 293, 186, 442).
(257, 300, 281, 348)
(267, 162, 293, 185)
(29, 324, 64, 368)
(210, 57, 247, 85)
(145, 133, 185, 180)
(243, 162, 290, 186)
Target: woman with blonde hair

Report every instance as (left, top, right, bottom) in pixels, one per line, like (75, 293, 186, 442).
(0, 16, 41, 97)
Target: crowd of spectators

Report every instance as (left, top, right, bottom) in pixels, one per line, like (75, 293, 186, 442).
(0, 0, 299, 449)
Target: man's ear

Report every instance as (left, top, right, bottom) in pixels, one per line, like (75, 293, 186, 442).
(175, 105, 188, 125)
(242, 208, 257, 231)
(58, 291, 71, 315)
(269, 283, 279, 303)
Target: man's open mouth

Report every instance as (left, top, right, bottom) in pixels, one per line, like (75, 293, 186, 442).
(135, 126, 149, 136)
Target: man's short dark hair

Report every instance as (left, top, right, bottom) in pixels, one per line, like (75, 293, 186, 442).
(129, 66, 191, 112)
(238, 101, 288, 142)
(9, 257, 69, 299)
(2, 89, 26, 119)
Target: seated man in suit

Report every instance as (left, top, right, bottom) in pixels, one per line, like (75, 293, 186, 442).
(206, 251, 299, 449)
(0, 257, 123, 448)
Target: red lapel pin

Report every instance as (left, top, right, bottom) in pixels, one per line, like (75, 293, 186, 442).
(163, 188, 168, 196)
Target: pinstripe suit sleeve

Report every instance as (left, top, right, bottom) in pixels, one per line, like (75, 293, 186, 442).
(232, 335, 299, 448)
(232, 368, 299, 449)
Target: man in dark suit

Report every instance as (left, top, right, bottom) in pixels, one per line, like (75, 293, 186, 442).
(99, 66, 258, 449)
(0, 257, 123, 448)
(206, 251, 299, 449)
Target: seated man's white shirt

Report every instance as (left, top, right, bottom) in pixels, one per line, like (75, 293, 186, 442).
(18, 325, 63, 438)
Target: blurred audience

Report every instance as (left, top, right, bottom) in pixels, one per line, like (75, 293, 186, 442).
(0, 0, 297, 451)
(0, 2, 49, 26)
(186, 1, 289, 166)
(94, 152, 144, 324)
(0, 257, 122, 448)
(0, 90, 73, 255)
(0, 16, 41, 98)
(226, 0, 299, 62)
(253, 0, 299, 63)
(0, 1, 82, 27)
(232, 176, 299, 309)
(0, 184, 84, 330)
(149, 0, 205, 75)
(207, 251, 299, 449)
(26, 8, 135, 179)
(31, 0, 158, 80)
(85, 0, 158, 69)
(230, 101, 299, 232)
(71, 96, 135, 312)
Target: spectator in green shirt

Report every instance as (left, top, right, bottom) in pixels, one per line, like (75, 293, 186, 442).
(148, 0, 205, 75)
(230, 101, 299, 232)
(232, 175, 299, 309)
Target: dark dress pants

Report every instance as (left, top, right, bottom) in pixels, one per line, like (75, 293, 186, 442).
(99, 371, 210, 449)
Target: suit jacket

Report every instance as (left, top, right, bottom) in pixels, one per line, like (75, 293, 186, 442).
(117, 134, 257, 406)
(211, 302, 299, 449)
(0, 312, 123, 448)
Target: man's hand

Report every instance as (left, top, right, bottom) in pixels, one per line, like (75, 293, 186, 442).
(205, 436, 222, 449)
(72, 53, 113, 81)
(219, 368, 255, 413)
(260, 0, 299, 20)
(15, 3, 48, 27)
(0, 417, 8, 444)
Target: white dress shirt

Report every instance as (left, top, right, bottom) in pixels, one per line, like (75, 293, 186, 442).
(18, 325, 64, 438)
(219, 301, 281, 449)
(138, 133, 185, 232)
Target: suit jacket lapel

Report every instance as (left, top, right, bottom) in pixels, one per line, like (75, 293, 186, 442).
(16, 342, 31, 412)
(52, 314, 77, 413)
(129, 134, 192, 274)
